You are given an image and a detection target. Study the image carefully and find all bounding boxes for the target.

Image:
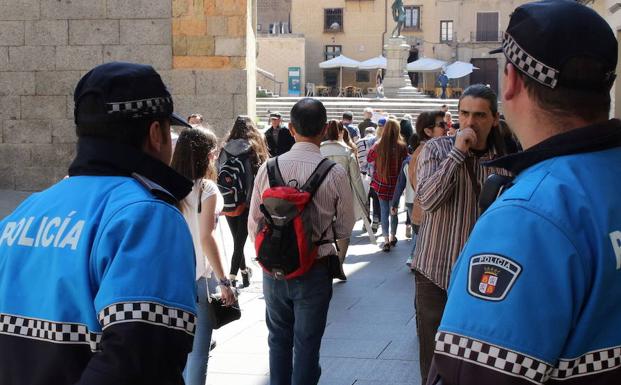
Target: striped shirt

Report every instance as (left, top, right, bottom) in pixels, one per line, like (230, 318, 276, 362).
(248, 142, 355, 258)
(356, 134, 376, 174)
(413, 136, 511, 290)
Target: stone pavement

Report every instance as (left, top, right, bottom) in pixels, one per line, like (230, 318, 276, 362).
(0, 190, 32, 218)
(0, 190, 421, 385)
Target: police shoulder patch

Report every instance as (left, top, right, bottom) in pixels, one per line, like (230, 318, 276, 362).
(467, 254, 522, 301)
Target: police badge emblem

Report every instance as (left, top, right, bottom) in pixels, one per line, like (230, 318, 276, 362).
(468, 254, 521, 301)
(479, 267, 500, 295)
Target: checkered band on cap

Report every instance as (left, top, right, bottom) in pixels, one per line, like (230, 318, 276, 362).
(551, 346, 621, 380)
(98, 301, 196, 335)
(503, 33, 559, 89)
(0, 313, 102, 352)
(106, 97, 172, 119)
(435, 332, 551, 384)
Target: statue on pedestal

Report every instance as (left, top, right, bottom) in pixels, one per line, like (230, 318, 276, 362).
(391, 0, 406, 37)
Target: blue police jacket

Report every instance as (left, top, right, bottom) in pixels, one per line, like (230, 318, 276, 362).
(431, 119, 621, 384)
(0, 137, 196, 385)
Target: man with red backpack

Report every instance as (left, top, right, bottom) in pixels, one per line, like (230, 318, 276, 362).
(248, 98, 355, 385)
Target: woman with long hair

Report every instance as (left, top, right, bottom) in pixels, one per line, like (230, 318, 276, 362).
(219, 116, 269, 288)
(170, 127, 236, 385)
(320, 120, 370, 269)
(367, 119, 408, 251)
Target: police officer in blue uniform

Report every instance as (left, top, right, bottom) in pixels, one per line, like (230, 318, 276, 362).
(0, 62, 197, 385)
(427, 1, 621, 384)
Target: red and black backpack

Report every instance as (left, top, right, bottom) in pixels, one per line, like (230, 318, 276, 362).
(255, 157, 337, 280)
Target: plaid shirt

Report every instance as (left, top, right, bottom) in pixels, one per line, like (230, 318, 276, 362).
(367, 144, 407, 200)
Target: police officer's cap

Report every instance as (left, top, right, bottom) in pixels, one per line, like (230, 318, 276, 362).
(490, 0, 617, 91)
(74, 62, 191, 128)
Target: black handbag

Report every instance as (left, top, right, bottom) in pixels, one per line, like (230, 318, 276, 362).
(207, 295, 241, 329)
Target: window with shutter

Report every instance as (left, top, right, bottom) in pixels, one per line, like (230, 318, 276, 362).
(476, 12, 499, 42)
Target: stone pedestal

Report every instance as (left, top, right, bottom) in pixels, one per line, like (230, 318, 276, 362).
(382, 36, 413, 97)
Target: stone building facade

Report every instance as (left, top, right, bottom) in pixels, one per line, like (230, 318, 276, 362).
(287, 0, 534, 96)
(257, 0, 291, 35)
(257, 35, 305, 97)
(0, 0, 256, 191)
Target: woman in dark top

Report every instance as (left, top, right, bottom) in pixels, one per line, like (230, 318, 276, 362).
(220, 116, 270, 287)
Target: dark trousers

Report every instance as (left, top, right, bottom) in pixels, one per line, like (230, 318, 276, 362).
(368, 188, 380, 222)
(414, 271, 447, 385)
(225, 208, 249, 276)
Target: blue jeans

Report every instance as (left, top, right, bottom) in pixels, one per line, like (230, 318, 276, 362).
(263, 262, 333, 385)
(183, 275, 216, 385)
(379, 199, 398, 238)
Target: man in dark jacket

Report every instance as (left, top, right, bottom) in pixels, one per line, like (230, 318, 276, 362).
(358, 107, 377, 132)
(265, 112, 295, 157)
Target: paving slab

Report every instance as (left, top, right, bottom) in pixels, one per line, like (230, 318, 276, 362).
(320, 338, 391, 359)
(206, 373, 270, 385)
(0, 189, 31, 218)
(319, 357, 420, 383)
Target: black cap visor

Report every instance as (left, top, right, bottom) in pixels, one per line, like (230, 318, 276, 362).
(171, 112, 192, 128)
(489, 46, 503, 55)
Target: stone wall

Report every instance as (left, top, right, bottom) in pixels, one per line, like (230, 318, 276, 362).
(0, 0, 256, 191)
(172, 0, 256, 133)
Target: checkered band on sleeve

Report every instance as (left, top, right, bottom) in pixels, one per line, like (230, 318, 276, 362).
(106, 97, 172, 118)
(551, 346, 621, 380)
(98, 302, 196, 336)
(434, 332, 551, 384)
(0, 313, 102, 352)
(503, 33, 559, 89)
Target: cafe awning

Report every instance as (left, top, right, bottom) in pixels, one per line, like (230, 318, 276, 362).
(319, 55, 361, 69)
(406, 57, 447, 72)
(358, 56, 387, 70)
(445, 61, 479, 79)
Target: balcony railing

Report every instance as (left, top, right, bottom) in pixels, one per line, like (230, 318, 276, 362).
(470, 31, 503, 43)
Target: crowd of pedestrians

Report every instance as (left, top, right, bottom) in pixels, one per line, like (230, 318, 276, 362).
(0, 2, 619, 385)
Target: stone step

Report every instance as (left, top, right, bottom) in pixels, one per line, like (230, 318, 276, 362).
(255, 96, 459, 126)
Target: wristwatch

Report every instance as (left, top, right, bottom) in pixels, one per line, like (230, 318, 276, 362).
(218, 278, 232, 287)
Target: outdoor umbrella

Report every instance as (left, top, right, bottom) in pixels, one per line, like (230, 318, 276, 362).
(359, 56, 387, 70)
(406, 57, 447, 91)
(406, 57, 447, 72)
(318, 55, 361, 93)
(445, 61, 478, 79)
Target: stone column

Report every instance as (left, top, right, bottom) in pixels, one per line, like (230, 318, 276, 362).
(172, 0, 256, 135)
(382, 36, 412, 98)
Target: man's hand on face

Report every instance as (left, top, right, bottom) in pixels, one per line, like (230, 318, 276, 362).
(454, 127, 478, 154)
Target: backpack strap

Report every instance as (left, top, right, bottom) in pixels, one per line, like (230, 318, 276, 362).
(266, 157, 286, 188)
(301, 158, 337, 196)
